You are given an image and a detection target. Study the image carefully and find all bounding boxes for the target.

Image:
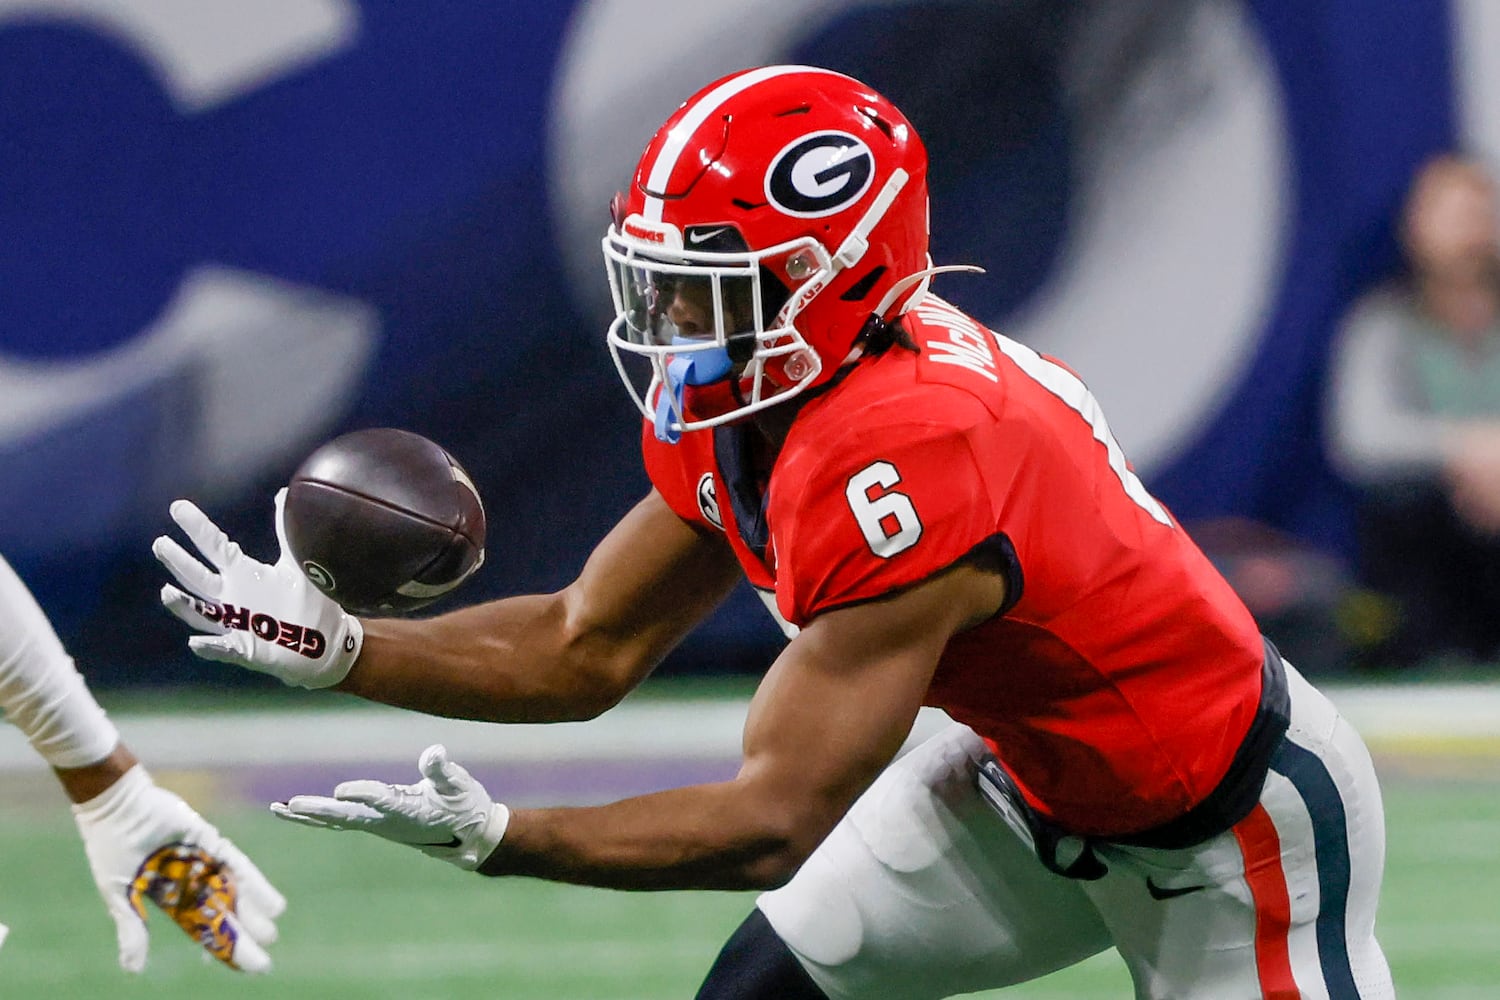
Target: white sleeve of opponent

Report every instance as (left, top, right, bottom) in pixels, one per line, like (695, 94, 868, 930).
(0, 554, 119, 768)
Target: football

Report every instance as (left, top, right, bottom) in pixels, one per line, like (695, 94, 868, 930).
(281, 427, 486, 615)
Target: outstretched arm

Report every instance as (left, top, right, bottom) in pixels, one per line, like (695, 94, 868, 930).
(343, 488, 744, 722)
(156, 488, 741, 721)
(278, 560, 1006, 891)
(481, 561, 1005, 889)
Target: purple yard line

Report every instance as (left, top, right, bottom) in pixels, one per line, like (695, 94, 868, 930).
(237, 755, 743, 807)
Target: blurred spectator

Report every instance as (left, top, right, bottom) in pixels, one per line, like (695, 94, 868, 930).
(1326, 153, 1500, 668)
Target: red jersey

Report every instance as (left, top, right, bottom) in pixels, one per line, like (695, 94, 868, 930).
(643, 296, 1266, 837)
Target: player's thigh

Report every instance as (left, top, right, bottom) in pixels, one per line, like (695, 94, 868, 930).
(758, 722, 1110, 1000)
(1089, 663, 1392, 1000)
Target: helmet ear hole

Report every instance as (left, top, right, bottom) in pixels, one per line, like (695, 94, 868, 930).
(840, 266, 887, 303)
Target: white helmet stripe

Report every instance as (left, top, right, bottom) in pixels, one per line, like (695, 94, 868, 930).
(642, 64, 835, 222)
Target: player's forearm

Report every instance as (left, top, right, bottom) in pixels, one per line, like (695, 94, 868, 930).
(0, 556, 121, 768)
(477, 782, 823, 890)
(53, 742, 138, 804)
(340, 593, 657, 723)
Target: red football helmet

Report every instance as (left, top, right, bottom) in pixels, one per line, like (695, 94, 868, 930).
(602, 65, 932, 440)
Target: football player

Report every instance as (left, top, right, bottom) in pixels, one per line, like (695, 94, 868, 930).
(155, 65, 1393, 998)
(0, 554, 284, 972)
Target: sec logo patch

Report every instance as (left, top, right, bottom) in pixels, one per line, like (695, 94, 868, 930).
(696, 473, 724, 531)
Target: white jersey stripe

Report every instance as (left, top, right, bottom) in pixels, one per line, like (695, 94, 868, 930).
(642, 64, 831, 222)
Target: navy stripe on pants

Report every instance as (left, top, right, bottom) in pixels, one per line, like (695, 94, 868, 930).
(1270, 738, 1359, 998)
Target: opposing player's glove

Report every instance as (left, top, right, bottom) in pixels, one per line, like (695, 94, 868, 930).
(271, 744, 510, 871)
(71, 765, 286, 973)
(153, 489, 362, 689)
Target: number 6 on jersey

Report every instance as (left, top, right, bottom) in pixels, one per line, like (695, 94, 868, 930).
(846, 461, 923, 558)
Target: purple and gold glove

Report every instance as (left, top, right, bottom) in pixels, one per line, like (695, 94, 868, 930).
(72, 765, 285, 972)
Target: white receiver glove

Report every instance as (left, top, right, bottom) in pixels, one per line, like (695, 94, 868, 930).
(271, 744, 510, 871)
(72, 765, 287, 973)
(152, 489, 362, 688)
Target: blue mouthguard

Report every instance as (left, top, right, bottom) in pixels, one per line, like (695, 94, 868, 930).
(653, 344, 733, 444)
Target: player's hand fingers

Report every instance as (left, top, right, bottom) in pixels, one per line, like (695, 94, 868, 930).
(135, 841, 271, 974)
(106, 895, 150, 974)
(272, 488, 293, 563)
(219, 841, 287, 924)
(331, 779, 420, 815)
(272, 795, 380, 829)
(418, 744, 469, 795)
(230, 898, 278, 955)
(270, 800, 338, 829)
(187, 632, 254, 666)
(167, 499, 243, 568)
(153, 534, 222, 600)
(222, 911, 273, 974)
(159, 584, 227, 634)
(212, 840, 284, 944)
(232, 903, 278, 954)
(330, 778, 396, 802)
(278, 794, 385, 828)
(268, 803, 352, 833)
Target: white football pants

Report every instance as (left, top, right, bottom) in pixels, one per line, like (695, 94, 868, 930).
(758, 662, 1393, 999)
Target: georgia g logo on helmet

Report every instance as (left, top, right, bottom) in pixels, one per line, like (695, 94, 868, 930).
(765, 131, 875, 218)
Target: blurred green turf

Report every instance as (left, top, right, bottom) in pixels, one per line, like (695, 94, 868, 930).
(1, 774, 1494, 997)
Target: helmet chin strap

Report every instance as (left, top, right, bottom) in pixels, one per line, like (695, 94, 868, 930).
(832, 168, 910, 270)
(872, 264, 986, 318)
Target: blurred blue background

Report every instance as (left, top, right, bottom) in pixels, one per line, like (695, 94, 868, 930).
(1, 0, 1495, 686)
